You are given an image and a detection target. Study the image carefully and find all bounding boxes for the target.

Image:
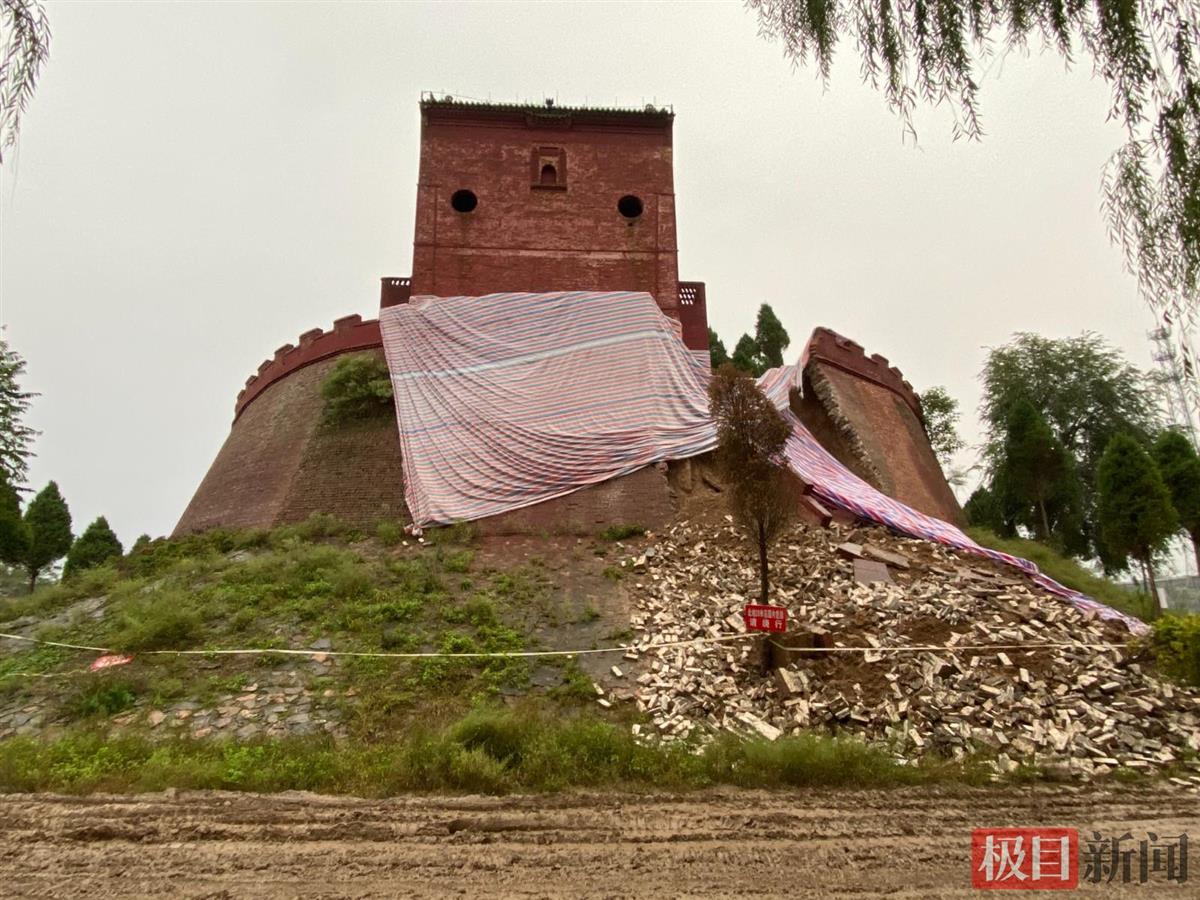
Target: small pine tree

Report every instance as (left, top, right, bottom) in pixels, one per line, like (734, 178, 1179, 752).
(708, 327, 729, 368)
(0, 334, 37, 487)
(63, 516, 123, 579)
(0, 476, 28, 566)
(754, 304, 790, 369)
(22, 481, 72, 592)
(708, 364, 796, 603)
(1096, 433, 1178, 608)
(1153, 429, 1200, 573)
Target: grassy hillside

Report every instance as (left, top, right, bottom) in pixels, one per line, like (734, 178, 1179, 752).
(0, 515, 985, 794)
(966, 527, 1157, 621)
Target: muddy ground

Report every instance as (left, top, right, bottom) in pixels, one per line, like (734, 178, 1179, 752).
(1, 786, 1196, 897)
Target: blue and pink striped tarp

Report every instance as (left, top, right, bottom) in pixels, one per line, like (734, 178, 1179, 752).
(381, 291, 1147, 634)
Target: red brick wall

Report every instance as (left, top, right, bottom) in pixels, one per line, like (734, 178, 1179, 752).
(807, 363, 964, 526)
(412, 102, 679, 315)
(174, 350, 407, 535)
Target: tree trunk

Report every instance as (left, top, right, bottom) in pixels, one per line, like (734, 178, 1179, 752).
(1036, 495, 1051, 542)
(1191, 529, 1200, 578)
(1143, 554, 1161, 619)
(27, 566, 37, 595)
(758, 520, 769, 604)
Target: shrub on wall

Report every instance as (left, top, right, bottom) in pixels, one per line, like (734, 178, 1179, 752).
(320, 355, 394, 425)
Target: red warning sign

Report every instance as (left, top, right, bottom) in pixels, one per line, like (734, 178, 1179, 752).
(742, 604, 788, 633)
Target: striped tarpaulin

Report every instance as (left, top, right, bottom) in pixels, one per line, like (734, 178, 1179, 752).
(380, 291, 716, 527)
(380, 291, 1146, 634)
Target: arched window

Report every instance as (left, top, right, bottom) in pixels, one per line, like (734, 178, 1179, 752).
(531, 147, 567, 190)
(540, 163, 558, 186)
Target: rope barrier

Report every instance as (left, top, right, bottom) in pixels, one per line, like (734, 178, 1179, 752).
(0, 630, 1132, 662)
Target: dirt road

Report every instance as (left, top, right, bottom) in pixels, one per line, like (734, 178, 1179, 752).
(1, 786, 1195, 897)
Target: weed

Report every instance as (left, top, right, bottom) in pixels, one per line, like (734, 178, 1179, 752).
(599, 524, 645, 542)
(66, 678, 139, 719)
(1151, 614, 1200, 686)
(602, 566, 623, 581)
(441, 549, 475, 573)
(375, 521, 404, 547)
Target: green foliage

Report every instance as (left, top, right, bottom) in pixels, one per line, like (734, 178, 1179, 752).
(66, 678, 139, 720)
(748, 1, 1200, 331)
(1151, 615, 1200, 687)
(1154, 431, 1200, 540)
(0, 706, 964, 795)
(440, 548, 474, 573)
(22, 481, 72, 589)
(967, 527, 1157, 622)
(978, 333, 1156, 555)
(0, 475, 28, 566)
(63, 516, 122, 580)
(1096, 434, 1178, 587)
(995, 400, 1081, 548)
(754, 304, 790, 369)
(109, 589, 202, 651)
(319, 353, 394, 425)
(919, 386, 965, 466)
(731, 334, 764, 376)
(0, 334, 36, 486)
(963, 486, 1004, 533)
(426, 520, 479, 546)
(708, 327, 729, 368)
(375, 520, 403, 546)
(598, 523, 645, 542)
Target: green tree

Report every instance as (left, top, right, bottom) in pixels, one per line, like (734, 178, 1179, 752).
(320, 354, 394, 425)
(731, 334, 765, 377)
(1154, 429, 1200, 574)
(754, 304, 790, 369)
(919, 386, 965, 467)
(1096, 433, 1177, 607)
(21, 480, 71, 592)
(63, 515, 122, 579)
(748, 1, 1200, 342)
(0, 475, 28, 566)
(0, 333, 37, 485)
(708, 364, 796, 602)
(980, 332, 1156, 554)
(708, 327, 729, 368)
(963, 485, 1004, 534)
(996, 399, 1081, 546)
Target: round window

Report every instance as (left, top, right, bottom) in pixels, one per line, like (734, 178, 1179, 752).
(617, 194, 644, 219)
(450, 189, 478, 213)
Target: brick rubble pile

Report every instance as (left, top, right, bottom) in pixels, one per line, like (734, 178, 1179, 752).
(613, 518, 1200, 781)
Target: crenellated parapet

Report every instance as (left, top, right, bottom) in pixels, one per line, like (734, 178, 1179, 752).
(803, 326, 924, 422)
(233, 314, 383, 420)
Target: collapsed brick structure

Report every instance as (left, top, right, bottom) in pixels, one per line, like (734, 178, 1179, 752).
(175, 97, 958, 536)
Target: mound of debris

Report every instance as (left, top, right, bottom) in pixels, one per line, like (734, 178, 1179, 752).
(619, 518, 1200, 780)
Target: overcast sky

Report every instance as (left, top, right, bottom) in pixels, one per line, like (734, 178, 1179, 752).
(0, 0, 1159, 546)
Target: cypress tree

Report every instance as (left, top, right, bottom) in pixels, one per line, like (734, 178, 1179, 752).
(63, 516, 123, 579)
(22, 481, 72, 593)
(0, 476, 28, 566)
(754, 304, 791, 369)
(731, 334, 764, 377)
(1096, 434, 1178, 608)
(1153, 430, 1200, 574)
(708, 327, 729, 368)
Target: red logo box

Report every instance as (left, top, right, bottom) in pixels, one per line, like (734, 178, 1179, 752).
(743, 604, 788, 633)
(972, 828, 1079, 889)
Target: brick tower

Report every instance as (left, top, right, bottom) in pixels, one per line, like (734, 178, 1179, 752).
(407, 96, 681, 314)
